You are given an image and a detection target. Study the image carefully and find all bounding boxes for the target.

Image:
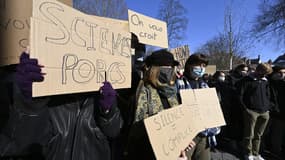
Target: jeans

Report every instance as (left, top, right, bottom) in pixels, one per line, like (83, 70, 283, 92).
(242, 108, 269, 156)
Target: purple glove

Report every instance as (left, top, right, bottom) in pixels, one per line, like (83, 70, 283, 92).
(99, 82, 117, 111)
(15, 52, 44, 100)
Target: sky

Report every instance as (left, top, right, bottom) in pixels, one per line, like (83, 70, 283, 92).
(125, 0, 284, 62)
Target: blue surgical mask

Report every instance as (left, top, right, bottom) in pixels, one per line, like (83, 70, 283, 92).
(191, 66, 205, 78)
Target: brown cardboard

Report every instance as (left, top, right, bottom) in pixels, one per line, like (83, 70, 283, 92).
(170, 45, 190, 70)
(0, 0, 72, 66)
(31, 0, 131, 97)
(128, 10, 168, 48)
(144, 88, 225, 160)
(205, 65, 217, 75)
(92, 15, 129, 31)
(144, 105, 202, 160)
(180, 88, 226, 129)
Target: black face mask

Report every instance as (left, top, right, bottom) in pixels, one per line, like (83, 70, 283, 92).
(158, 67, 175, 84)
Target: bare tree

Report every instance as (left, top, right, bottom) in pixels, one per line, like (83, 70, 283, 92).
(196, 32, 248, 71)
(73, 0, 128, 20)
(196, 2, 251, 71)
(252, 0, 285, 47)
(157, 0, 188, 48)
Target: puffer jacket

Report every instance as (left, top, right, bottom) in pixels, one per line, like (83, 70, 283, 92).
(0, 84, 123, 160)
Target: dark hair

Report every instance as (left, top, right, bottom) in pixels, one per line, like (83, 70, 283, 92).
(213, 71, 225, 79)
(273, 65, 285, 72)
(131, 33, 146, 52)
(185, 54, 208, 67)
(234, 64, 248, 72)
(183, 53, 208, 79)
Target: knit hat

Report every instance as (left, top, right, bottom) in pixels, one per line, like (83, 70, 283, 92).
(256, 63, 273, 75)
(145, 49, 179, 66)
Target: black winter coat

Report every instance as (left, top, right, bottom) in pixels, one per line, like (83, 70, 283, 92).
(270, 79, 285, 120)
(237, 75, 277, 113)
(0, 84, 123, 160)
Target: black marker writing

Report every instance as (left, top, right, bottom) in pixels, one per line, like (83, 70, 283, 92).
(40, 2, 70, 45)
(130, 14, 143, 27)
(38, 2, 131, 58)
(62, 54, 126, 84)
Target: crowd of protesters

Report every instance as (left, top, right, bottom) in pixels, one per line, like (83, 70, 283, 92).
(0, 34, 285, 160)
(206, 59, 285, 160)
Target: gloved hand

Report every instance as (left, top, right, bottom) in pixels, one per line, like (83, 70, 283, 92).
(99, 82, 117, 111)
(15, 52, 44, 100)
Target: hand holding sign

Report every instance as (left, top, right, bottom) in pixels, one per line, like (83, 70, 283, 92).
(15, 52, 45, 100)
(99, 81, 117, 111)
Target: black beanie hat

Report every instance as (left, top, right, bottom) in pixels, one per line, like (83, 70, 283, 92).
(145, 49, 179, 66)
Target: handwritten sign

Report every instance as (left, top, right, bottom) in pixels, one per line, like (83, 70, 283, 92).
(128, 10, 168, 48)
(31, 0, 131, 97)
(180, 88, 226, 129)
(144, 105, 202, 160)
(170, 45, 190, 70)
(144, 88, 225, 160)
(0, 0, 72, 66)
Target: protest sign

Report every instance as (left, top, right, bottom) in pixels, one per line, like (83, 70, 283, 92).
(180, 88, 226, 129)
(128, 10, 168, 48)
(170, 45, 190, 70)
(92, 15, 129, 31)
(144, 105, 202, 160)
(0, 0, 72, 66)
(31, 0, 131, 97)
(144, 88, 225, 160)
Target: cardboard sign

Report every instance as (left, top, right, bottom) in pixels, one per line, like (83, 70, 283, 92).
(144, 105, 203, 160)
(92, 15, 129, 31)
(144, 88, 225, 160)
(180, 88, 226, 129)
(31, 0, 131, 97)
(128, 10, 168, 48)
(205, 65, 217, 75)
(170, 45, 190, 70)
(0, 0, 72, 66)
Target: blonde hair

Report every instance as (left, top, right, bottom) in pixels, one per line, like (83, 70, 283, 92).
(256, 63, 273, 75)
(143, 66, 176, 88)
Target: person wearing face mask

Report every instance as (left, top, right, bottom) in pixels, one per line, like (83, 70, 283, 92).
(210, 71, 245, 152)
(237, 63, 278, 160)
(125, 49, 194, 160)
(208, 71, 227, 112)
(177, 54, 220, 160)
(266, 64, 285, 157)
(227, 64, 249, 87)
(221, 64, 249, 155)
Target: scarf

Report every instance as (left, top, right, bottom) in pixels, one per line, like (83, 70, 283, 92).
(134, 83, 179, 123)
